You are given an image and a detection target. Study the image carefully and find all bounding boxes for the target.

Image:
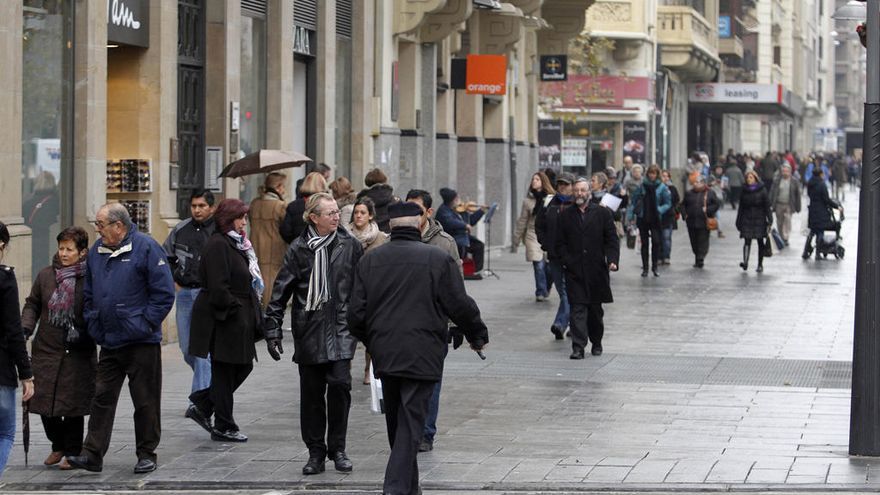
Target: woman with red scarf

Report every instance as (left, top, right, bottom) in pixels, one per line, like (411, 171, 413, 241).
(21, 227, 96, 470)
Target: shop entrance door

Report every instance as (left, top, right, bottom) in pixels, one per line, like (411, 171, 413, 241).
(177, 0, 206, 218)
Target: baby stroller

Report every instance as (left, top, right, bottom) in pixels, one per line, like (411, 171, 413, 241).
(813, 205, 845, 260)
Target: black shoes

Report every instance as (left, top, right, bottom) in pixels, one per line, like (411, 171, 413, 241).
(185, 404, 213, 434)
(739, 262, 748, 270)
(330, 451, 353, 472)
(418, 438, 434, 452)
(652, 269, 659, 277)
(211, 429, 248, 442)
(550, 325, 564, 340)
(756, 265, 763, 273)
(591, 344, 603, 356)
(641, 269, 648, 277)
(570, 349, 585, 360)
(133, 458, 157, 474)
(66, 455, 103, 472)
(303, 456, 326, 475)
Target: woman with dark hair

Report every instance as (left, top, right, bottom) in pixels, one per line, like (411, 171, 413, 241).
(514, 172, 555, 301)
(357, 168, 395, 233)
(660, 170, 681, 265)
(21, 227, 96, 470)
(187, 199, 264, 442)
(626, 164, 672, 277)
(347, 196, 387, 385)
(681, 175, 720, 268)
(0, 221, 35, 475)
(735, 170, 773, 272)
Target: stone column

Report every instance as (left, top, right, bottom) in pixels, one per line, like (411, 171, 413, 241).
(73, 0, 108, 230)
(0, 2, 29, 291)
(418, 42, 438, 194)
(266, 0, 295, 192)
(205, 0, 240, 197)
(315, 0, 336, 167)
(397, 40, 424, 192)
(351, 0, 376, 189)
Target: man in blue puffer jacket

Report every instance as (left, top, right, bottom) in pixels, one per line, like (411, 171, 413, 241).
(67, 203, 174, 475)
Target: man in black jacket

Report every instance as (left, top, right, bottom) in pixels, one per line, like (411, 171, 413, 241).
(557, 178, 620, 359)
(161, 189, 215, 415)
(349, 202, 488, 495)
(264, 192, 364, 476)
(535, 172, 575, 339)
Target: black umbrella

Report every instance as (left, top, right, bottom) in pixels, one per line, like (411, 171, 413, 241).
(21, 399, 29, 466)
(218, 149, 311, 179)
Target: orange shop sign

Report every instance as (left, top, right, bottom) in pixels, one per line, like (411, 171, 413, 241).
(465, 54, 507, 95)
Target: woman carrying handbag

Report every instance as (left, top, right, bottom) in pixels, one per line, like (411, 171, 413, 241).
(681, 176, 720, 268)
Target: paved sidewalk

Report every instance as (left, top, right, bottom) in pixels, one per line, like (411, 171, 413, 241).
(1, 190, 873, 492)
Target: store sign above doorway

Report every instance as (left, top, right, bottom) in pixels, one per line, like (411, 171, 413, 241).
(465, 54, 507, 95)
(539, 75, 652, 109)
(540, 55, 567, 81)
(688, 83, 784, 103)
(107, 0, 149, 48)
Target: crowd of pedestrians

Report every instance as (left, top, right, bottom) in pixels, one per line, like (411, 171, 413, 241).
(0, 148, 860, 492)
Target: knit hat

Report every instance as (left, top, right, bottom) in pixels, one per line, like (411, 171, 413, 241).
(439, 187, 458, 205)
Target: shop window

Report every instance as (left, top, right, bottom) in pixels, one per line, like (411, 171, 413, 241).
(239, 14, 268, 204)
(21, 0, 74, 280)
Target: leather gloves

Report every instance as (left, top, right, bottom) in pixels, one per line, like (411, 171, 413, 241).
(267, 338, 284, 361)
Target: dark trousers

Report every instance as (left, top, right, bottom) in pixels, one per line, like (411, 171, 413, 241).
(82, 343, 161, 463)
(41, 415, 84, 457)
(382, 376, 435, 495)
(687, 226, 710, 262)
(729, 186, 742, 208)
(639, 223, 662, 270)
(569, 303, 604, 352)
(190, 360, 253, 432)
(298, 360, 352, 458)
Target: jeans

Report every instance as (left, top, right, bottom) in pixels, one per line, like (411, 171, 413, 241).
(0, 386, 15, 475)
(661, 227, 673, 260)
(176, 288, 211, 394)
(547, 260, 570, 330)
(532, 260, 549, 297)
(422, 379, 442, 442)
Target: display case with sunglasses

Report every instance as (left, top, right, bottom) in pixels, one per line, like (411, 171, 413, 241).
(107, 159, 152, 233)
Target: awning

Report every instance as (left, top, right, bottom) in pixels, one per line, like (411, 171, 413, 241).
(687, 83, 804, 117)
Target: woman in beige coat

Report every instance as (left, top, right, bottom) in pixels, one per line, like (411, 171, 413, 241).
(514, 172, 555, 301)
(248, 172, 288, 305)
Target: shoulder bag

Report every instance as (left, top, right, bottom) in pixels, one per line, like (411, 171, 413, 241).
(704, 192, 718, 231)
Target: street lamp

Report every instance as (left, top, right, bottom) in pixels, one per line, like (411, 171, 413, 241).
(837, 0, 880, 457)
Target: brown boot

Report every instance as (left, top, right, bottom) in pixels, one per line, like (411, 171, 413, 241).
(44, 451, 64, 466)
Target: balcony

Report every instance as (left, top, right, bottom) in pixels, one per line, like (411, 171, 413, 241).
(584, 0, 649, 62)
(657, 5, 721, 81)
(718, 15, 744, 61)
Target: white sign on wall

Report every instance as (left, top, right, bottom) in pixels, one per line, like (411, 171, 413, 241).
(688, 83, 782, 104)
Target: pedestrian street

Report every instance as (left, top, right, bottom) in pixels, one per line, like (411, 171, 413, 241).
(0, 191, 869, 491)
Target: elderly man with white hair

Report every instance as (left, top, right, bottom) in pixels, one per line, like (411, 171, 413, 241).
(769, 163, 802, 246)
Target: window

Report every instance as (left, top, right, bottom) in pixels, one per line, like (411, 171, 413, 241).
(773, 46, 781, 66)
(21, 0, 74, 280)
(239, 13, 268, 203)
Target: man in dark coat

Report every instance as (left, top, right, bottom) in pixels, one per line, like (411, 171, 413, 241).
(68, 203, 175, 474)
(264, 192, 364, 475)
(556, 178, 620, 359)
(349, 201, 488, 495)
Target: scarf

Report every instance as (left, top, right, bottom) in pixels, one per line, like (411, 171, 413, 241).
(48, 257, 86, 327)
(349, 221, 380, 249)
(227, 230, 265, 302)
(305, 225, 337, 311)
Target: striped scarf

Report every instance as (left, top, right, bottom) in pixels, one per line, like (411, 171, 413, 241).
(48, 258, 86, 327)
(227, 230, 265, 302)
(305, 225, 337, 311)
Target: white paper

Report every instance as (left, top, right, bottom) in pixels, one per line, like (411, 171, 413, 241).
(600, 194, 622, 212)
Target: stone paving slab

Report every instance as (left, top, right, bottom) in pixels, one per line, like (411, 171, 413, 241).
(0, 192, 873, 492)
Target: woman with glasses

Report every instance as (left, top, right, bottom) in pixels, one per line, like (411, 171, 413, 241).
(21, 227, 96, 470)
(186, 199, 265, 442)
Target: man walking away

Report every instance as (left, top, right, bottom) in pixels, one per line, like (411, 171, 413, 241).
(162, 189, 215, 409)
(557, 179, 620, 359)
(68, 203, 175, 474)
(349, 202, 488, 495)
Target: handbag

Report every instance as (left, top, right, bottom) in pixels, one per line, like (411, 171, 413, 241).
(368, 363, 384, 415)
(762, 235, 774, 258)
(703, 192, 718, 231)
(63, 320, 92, 348)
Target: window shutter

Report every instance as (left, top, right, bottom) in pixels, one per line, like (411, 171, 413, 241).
(336, 0, 352, 39)
(294, 0, 318, 31)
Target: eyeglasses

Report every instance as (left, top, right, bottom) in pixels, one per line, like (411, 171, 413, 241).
(321, 210, 342, 218)
(94, 220, 119, 230)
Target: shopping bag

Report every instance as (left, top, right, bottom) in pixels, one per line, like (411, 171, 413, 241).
(369, 363, 384, 415)
(770, 228, 785, 250)
(761, 236, 773, 258)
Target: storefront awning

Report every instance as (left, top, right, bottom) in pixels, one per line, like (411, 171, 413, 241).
(687, 83, 804, 117)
